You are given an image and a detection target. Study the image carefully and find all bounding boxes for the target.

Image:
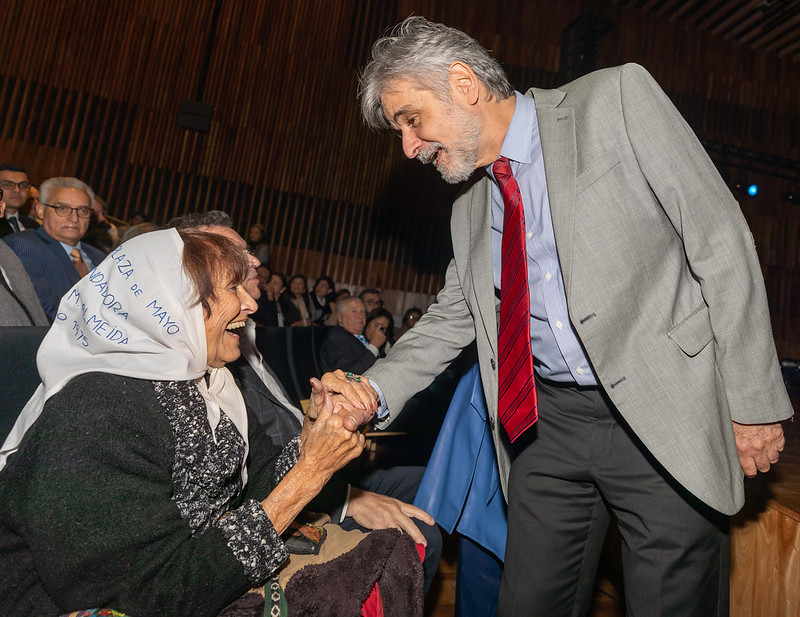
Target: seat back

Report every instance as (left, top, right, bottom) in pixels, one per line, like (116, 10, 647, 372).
(255, 326, 332, 407)
(0, 326, 48, 442)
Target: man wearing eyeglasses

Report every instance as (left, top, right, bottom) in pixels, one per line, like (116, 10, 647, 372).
(5, 177, 105, 321)
(0, 165, 39, 233)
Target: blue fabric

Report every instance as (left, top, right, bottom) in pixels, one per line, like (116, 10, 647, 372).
(455, 535, 502, 617)
(414, 364, 507, 561)
(5, 227, 106, 320)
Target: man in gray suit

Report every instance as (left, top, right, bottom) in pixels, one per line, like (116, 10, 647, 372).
(359, 17, 792, 616)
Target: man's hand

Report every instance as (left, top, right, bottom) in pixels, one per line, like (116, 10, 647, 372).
(319, 370, 378, 431)
(346, 488, 435, 546)
(732, 421, 785, 477)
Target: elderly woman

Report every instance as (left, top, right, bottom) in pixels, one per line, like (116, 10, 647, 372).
(0, 229, 375, 617)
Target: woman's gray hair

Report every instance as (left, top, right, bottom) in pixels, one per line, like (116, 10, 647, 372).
(40, 177, 95, 206)
(358, 16, 513, 131)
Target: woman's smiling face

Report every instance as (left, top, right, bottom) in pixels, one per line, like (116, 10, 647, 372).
(204, 280, 257, 368)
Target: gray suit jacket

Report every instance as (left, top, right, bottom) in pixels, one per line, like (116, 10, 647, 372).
(366, 63, 792, 515)
(0, 240, 49, 326)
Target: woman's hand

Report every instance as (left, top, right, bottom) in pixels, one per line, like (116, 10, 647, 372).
(299, 384, 365, 476)
(365, 320, 387, 349)
(263, 382, 365, 535)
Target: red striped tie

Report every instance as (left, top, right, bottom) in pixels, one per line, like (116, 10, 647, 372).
(493, 156, 538, 442)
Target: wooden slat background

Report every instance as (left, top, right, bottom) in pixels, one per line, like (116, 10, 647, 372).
(1, 0, 798, 354)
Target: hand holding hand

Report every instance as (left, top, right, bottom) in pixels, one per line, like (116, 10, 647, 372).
(319, 370, 378, 430)
(347, 488, 435, 546)
(732, 420, 785, 477)
(300, 381, 364, 476)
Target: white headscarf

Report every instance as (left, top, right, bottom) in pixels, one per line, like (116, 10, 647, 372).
(0, 228, 250, 478)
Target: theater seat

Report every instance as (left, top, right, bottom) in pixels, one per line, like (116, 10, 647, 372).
(0, 326, 48, 442)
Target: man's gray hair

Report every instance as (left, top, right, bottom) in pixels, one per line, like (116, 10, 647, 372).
(40, 177, 95, 206)
(358, 16, 513, 131)
(336, 296, 363, 315)
(166, 210, 233, 230)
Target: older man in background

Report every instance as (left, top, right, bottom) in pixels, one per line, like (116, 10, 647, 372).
(321, 296, 387, 374)
(5, 177, 105, 321)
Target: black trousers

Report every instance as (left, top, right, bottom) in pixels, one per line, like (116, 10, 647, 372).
(498, 380, 729, 617)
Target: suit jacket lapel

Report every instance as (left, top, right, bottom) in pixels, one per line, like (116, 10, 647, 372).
(37, 227, 80, 287)
(469, 176, 498, 358)
(531, 87, 576, 297)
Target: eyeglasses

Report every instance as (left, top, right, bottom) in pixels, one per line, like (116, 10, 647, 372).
(0, 180, 30, 191)
(41, 202, 93, 219)
(0, 188, 3, 201)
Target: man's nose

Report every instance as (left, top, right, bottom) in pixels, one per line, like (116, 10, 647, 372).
(401, 131, 422, 159)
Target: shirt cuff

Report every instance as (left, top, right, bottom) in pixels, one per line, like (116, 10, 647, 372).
(340, 483, 352, 523)
(366, 343, 380, 357)
(366, 377, 389, 420)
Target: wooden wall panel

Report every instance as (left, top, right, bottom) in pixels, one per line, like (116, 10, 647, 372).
(0, 0, 798, 329)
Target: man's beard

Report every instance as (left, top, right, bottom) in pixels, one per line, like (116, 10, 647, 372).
(416, 105, 482, 184)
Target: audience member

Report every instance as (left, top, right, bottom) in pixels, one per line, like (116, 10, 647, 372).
(251, 264, 279, 327)
(121, 221, 162, 243)
(88, 196, 119, 246)
(396, 307, 423, 340)
(359, 287, 383, 313)
(0, 191, 48, 325)
(321, 297, 383, 374)
(25, 185, 41, 222)
(284, 274, 313, 326)
(5, 177, 106, 321)
(0, 165, 39, 233)
(168, 211, 442, 593)
(310, 275, 335, 324)
(268, 271, 295, 326)
(365, 307, 395, 357)
(128, 210, 147, 226)
(246, 223, 271, 266)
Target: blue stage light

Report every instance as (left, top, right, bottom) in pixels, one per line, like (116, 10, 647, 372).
(747, 184, 758, 197)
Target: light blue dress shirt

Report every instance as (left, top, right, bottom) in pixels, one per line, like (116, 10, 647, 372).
(487, 92, 597, 386)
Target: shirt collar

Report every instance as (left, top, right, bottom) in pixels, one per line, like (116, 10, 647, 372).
(490, 91, 539, 168)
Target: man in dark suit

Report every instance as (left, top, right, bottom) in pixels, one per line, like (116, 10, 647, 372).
(320, 297, 386, 374)
(0, 165, 39, 234)
(5, 177, 106, 321)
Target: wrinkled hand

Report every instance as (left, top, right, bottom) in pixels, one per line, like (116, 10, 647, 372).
(300, 381, 364, 476)
(319, 370, 378, 431)
(347, 488, 435, 546)
(732, 421, 785, 477)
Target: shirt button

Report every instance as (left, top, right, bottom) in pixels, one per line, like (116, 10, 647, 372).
(576, 367, 584, 375)
(526, 231, 533, 239)
(555, 321, 563, 329)
(490, 359, 496, 370)
(545, 273, 552, 281)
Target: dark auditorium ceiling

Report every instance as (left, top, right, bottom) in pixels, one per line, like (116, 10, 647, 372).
(614, 0, 800, 62)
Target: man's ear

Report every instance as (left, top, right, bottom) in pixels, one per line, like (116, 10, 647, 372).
(448, 61, 480, 106)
